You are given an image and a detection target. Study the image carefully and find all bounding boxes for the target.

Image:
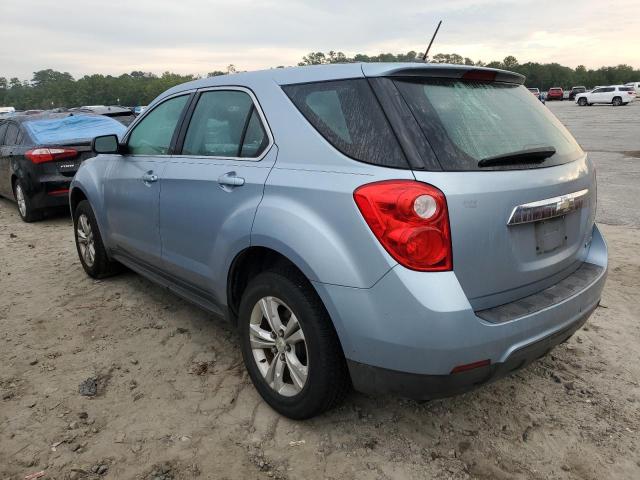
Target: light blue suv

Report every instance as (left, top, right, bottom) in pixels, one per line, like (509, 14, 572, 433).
(70, 63, 607, 419)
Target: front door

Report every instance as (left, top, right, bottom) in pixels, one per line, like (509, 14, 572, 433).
(0, 122, 12, 197)
(159, 88, 275, 305)
(104, 94, 190, 267)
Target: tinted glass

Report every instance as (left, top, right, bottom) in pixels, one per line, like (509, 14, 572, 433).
(182, 90, 266, 157)
(592, 88, 603, 93)
(240, 109, 268, 157)
(4, 124, 19, 146)
(0, 122, 7, 144)
(603, 87, 615, 92)
(128, 95, 188, 155)
(619, 87, 632, 92)
(394, 79, 582, 171)
(283, 79, 407, 168)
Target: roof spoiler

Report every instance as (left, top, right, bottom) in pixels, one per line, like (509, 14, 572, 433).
(363, 64, 526, 85)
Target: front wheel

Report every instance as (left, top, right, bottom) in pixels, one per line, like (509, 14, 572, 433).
(578, 97, 587, 106)
(73, 200, 120, 278)
(239, 269, 350, 419)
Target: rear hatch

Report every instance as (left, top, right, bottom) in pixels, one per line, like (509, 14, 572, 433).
(379, 71, 595, 309)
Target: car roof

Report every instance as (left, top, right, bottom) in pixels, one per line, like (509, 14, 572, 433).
(159, 62, 525, 101)
(6, 112, 101, 124)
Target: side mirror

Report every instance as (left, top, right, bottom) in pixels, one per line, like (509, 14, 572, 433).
(92, 134, 120, 154)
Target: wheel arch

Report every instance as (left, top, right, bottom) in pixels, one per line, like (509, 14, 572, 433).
(69, 186, 88, 215)
(227, 246, 313, 320)
(226, 244, 353, 359)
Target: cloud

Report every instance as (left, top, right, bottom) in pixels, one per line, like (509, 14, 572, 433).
(0, 0, 638, 80)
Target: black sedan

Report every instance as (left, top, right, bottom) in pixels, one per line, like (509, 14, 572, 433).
(0, 113, 125, 222)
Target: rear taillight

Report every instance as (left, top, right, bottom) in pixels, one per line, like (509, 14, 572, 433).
(354, 180, 452, 271)
(25, 148, 78, 164)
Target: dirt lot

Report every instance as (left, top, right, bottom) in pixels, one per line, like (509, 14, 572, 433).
(1, 100, 640, 480)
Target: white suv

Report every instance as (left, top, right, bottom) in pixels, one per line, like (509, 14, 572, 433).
(575, 85, 636, 106)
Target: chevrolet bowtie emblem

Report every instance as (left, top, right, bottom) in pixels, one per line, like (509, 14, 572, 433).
(507, 189, 589, 225)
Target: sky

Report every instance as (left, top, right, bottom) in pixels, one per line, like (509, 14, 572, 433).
(1, 0, 638, 80)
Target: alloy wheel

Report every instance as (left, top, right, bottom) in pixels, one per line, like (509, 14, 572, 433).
(76, 213, 96, 267)
(249, 296, 309, 397)
(15, 184, 27, 217)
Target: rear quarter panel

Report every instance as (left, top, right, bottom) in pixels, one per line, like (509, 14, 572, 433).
(249, 77, 412, 289)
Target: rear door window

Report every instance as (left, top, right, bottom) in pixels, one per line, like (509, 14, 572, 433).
(394, 79, 582, 171)
(0, 122, 7, 144)
(181, 90, 268, 158)
(283, 79, 408, 168)
(4, 123, 19, 146)
(240, 109, 269, 158)
(128, 95, 189, 155)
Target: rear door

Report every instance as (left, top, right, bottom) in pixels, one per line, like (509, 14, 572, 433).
(388, 77, 595, 309)
(159, 87, 275, 304)
(601, 87, 615, 103)
(104, 93, 191, 267)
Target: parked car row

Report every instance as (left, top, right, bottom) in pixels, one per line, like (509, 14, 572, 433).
(0, 64, 608, 419)
(531, 83, 638, 106)
(0, 105, 148, 125)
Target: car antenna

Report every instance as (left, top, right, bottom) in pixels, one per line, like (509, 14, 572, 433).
(422, 20, 442, 62)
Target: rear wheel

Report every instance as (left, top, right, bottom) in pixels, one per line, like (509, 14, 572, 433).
(578, 97, 587, 106)
(14, 180, 41, 223)
(239, 269, 350, 419)
(73, 200, 120, 278)
(612, 96, 622, 106)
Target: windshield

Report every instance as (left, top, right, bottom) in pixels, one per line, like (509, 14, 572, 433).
(24, 114, 126, 144)
(393, 79, 583, 171)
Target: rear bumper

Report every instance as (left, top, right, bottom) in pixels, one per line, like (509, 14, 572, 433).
(314, 224, 607, 397)
(25, 175, 72, 210)
(347, 302, 595, 399)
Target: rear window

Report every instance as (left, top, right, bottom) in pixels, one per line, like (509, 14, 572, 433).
(24, 114, 126, 145)
(619, 87, 633, 92)
(393, 79, 583, 171)
(283, 79, 408, 168)
(549, 88, 562, 92)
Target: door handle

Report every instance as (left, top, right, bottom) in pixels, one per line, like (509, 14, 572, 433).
(218, 172, 245, 188)
(142, 171, 158, 183)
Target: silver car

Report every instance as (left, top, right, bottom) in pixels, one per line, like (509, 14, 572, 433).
(70, 63, 607, 418)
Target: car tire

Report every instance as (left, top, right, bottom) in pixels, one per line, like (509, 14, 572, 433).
(13, 179, 42, 223)
(73, 200, 121, 278)
(239, 268, 350, 419)
(612, 96, 622, 107)
(578, 98, 587, 106)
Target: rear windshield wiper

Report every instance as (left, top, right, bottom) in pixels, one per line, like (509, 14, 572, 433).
(478, 146, 556, 168)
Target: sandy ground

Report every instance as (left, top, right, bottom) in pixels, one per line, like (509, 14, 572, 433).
(1, 101, 639, 480)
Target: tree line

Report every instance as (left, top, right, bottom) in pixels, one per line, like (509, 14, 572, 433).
(1, 51, 638, 110)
